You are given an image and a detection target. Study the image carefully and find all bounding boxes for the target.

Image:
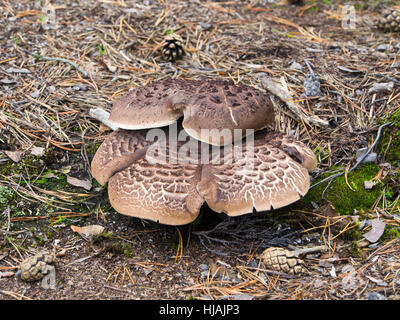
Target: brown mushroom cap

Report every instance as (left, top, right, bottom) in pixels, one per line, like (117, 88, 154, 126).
(197, 137, 310, 216)
(91, 127, 316, 225)
(262, 130, 318, 172)
(108, 80, 192, 130)
(108, 79, 274, 146)
(90, 129, 152, 186)
(182, 80, 274, 145)
(108, 150, 204, 226)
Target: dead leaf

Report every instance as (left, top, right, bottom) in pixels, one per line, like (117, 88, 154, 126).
(71, 225, 104, 237)
(4, 150, 23, 162)
(58, 165, 71, 174)
(103, 57, 117, 73)
(66, 175, 92, 191)
(0, 271, 15, 278)
(363, 218, 386, 243)
(42, 171, 58, 179)
(322, 202, 340, 218)
(30, 146, 45, 156)
(6, 67, 30, 74)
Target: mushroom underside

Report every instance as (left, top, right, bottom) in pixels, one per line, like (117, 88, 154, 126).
(91, 127, 316, 225)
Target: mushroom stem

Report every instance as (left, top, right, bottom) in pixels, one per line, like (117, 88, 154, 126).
(89, 108, 119, 131)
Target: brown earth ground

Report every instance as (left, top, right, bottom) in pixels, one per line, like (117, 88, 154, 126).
(0, 0, 399, 300)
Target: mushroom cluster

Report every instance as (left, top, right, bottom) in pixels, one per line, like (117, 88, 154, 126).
(91, 79, 317, 225)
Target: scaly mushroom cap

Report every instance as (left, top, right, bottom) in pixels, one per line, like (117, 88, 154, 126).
(108, 79, 274, 146)
(91, 127, 316, 225)
(197, 132, 310, 216)
(108, 140, 205, 225)
(90, 129, 152, 186)
(108, 79, 194, 130)
(264, 131, 318, 172)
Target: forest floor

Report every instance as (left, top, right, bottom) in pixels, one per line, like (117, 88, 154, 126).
(0, 0, 399, 300)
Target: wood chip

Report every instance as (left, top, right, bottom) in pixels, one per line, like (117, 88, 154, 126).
(363, 218, 386, 243)
(66, 175, 92, 191)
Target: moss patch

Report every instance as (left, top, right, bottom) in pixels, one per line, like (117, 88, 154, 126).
(380, 224, 400, 242)
(378, 109, 400, 167)
(304, 164, 383, 215)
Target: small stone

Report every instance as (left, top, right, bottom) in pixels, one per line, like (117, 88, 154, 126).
(329, 266, 337, 278)
(304, 74, 322, 97)
(356, 147, 377, 163)
(376, 44, 387, 52)
(6, 67, 30, 74)
(313, 279, 325, 288)
(199, 264, 209, 271)
(198, 22, 212, 31)
(72, 84, 88, 91)
(318, 260, 334, 268)
(364, 180, 376, 190)
(366, 292, 387, 300)
(30, 91, 40, 98)
(368, 82, 394, 94)
(289, 61, 303, 71)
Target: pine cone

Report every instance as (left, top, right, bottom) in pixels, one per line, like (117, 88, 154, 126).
(260, 247, 305, 275)
(377, 9, 400, 32)
(161, 33, 184, 62)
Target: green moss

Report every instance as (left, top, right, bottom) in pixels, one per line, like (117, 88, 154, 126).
(351, 243, 362, 257)
(123, 243, 132, 258)
(304, 164, 383, 215)
(380, 225, 400, 242)
(35, 233, 46, 245)
(0, 155, 44, 177)
(343, 222, 363, 241)
(102, 240, 133, 257)
(85, 142, 101, 157)
(0, 186, 16, 206)
(39, 173, 68, 190)
(378, 110, 400, 167)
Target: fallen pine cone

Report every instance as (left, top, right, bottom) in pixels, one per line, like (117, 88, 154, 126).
(260, 247, 306, 275)
(161, 33, 185, 62)
(377, 9, 400, 32)
(19, 251, 56, 282)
